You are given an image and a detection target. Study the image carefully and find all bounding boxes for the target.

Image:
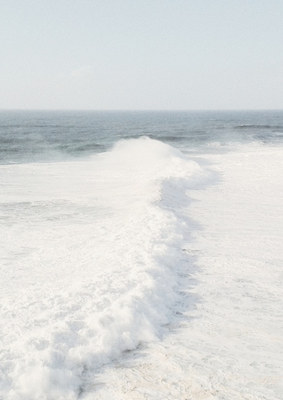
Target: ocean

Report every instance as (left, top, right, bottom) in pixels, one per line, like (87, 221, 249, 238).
(1, 111, 283, 400)
(1, 110, 283, 164)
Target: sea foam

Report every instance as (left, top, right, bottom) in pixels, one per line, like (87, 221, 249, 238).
(0, 137, 203, 399)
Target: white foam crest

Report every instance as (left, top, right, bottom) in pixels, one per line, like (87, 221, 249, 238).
(0, 138, 203, 399)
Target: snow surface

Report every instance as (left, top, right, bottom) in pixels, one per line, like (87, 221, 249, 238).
(1, 139, 283, 399)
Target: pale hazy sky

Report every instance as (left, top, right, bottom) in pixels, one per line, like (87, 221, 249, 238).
(1, 0, 283, 110)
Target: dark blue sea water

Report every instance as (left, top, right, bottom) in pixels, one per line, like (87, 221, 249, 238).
(1, 110, 283, 164)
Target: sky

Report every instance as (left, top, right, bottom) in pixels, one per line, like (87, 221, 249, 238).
(1, 0, 283, 110)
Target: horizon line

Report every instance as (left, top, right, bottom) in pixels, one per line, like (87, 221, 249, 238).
(0, 108, 282, 112)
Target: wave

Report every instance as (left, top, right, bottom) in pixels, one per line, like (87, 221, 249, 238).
(0, 137, 205, 399)
(234, 124, 283, 130)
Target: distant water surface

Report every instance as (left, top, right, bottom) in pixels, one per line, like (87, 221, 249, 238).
(0, 110, 283, 164)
